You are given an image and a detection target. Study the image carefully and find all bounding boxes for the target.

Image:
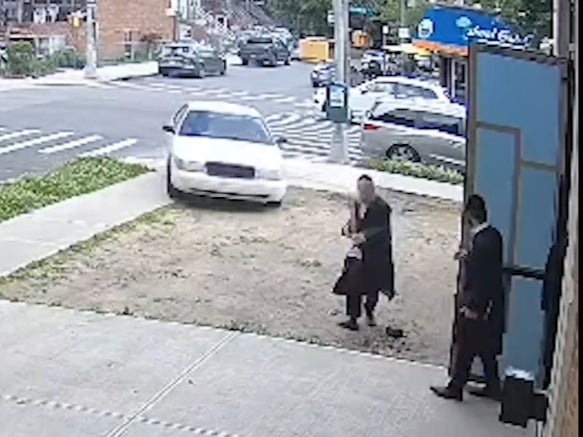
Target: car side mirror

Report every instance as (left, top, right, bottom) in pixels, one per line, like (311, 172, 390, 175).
(275, 136, 287, 146)
(162, 125, 175, 133)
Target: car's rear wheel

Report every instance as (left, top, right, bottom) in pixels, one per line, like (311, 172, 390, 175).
(386, 144, 421, 162)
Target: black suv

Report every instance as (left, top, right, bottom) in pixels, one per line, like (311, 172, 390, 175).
(238, 36, 290, 67)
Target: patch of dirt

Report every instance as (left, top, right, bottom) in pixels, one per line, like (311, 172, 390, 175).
(0, 188, 461, 366)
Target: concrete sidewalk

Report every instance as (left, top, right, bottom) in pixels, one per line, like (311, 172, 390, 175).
(0, 300, 528, 437)
(0, 55, 244, 91)
(0, 172, 170, 276)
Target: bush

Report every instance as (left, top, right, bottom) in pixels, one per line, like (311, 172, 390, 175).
(2, 42, 67, 77)
(52, 49, 86, 69)
(0, 157, 149, 223)
(5, 41, 36, 76)
(366, 159, 464, 185)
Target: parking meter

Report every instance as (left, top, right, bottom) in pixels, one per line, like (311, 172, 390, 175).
(325, 83, 349, 123)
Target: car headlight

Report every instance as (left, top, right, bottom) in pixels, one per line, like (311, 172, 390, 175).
(256, 168, 282, 181)
(173, 156, 205, 172)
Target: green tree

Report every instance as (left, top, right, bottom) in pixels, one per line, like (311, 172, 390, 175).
(269, 0, 332, 35)
(377, 0, 431, 27)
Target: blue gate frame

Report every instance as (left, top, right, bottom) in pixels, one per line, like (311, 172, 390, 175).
(453, 44, 571, 386)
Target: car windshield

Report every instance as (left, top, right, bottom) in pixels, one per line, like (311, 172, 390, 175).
(247, 37, 273, 44)
(161, 46, 191, 56)
(179, 110, 273, 144)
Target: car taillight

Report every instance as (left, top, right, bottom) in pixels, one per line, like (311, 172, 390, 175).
(363, 123, 379, 131)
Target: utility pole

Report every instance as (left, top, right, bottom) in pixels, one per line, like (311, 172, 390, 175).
(328, 0, 350, 164)
(84, 0, 97, 79)
(399, 0, 408, 72)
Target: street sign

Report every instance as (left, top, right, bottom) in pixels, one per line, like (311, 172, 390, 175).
(325, 83, 349, 123)
(382, 25, 389, 35)
(398, 27, 410, 39)
(327, 10, 334, 25)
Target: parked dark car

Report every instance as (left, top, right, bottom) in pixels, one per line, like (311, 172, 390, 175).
(238, 36, 290, 67)
(158, 43, 226, 78)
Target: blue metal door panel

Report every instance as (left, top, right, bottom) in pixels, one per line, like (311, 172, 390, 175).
(475, 127, 516, 261)
(476, 53, 562, 166)
(500, 277, 545, 374)
(462, 45, 567, 386)
(515, 168, 558, 270)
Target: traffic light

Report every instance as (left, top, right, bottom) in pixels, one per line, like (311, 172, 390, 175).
(68, 12, 86, 28)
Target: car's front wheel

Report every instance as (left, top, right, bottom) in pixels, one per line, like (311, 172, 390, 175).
(196, 66, 206, 78)
(166, 160, 181, 199)
(265, 200, 283, 208)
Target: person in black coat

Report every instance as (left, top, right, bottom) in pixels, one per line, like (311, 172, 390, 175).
(431, 197, 504, 401)
(333, 175, 395, 331)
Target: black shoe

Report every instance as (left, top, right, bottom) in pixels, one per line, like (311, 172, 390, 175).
(338, 319, 359, 331)
(468, 385, 501, 401)
(385, 326, 404, 338)
(366, 313, 377, 327)
(430, 385, 463, 402)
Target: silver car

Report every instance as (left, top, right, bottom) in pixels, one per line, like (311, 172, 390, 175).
(359, 101, 466, 171)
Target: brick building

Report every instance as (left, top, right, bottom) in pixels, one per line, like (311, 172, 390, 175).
(542, 0, 578, 435)
(1, 0, 177, 61)
(94, 0, 174, 61)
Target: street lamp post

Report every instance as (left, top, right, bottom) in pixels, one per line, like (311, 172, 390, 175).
(84, 0, 97, 79)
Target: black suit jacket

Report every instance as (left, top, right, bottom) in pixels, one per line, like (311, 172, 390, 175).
(463, 225, 504, 320)
(356, 196, 395, 293)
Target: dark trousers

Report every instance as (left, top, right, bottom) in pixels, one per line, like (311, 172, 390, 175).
(449, 318, 500, 391)
(346, 290, 379, 320)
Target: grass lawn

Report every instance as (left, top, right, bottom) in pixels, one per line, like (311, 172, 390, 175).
(0, 157, 149, 223)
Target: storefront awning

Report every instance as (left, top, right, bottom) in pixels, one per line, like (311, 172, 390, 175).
(412, 5, 534, 57)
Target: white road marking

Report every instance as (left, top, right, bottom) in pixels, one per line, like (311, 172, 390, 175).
(265, 113, 303, 126)
(0, 131, 73, 156)
(0, 129, 40, 143)
(273, 97, 297, 104)
(80, 138, 138, 157)
(39, 135, 103, 154)
(257, 93, 285, 99)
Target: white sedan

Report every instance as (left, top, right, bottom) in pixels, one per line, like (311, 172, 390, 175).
(314, 76, 452, 123)
(164, 101, 287, 206)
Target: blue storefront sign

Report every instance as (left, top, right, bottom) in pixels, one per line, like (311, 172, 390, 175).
(414, 5, 534, 55)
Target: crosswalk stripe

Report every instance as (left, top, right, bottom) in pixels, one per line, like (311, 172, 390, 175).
(257, 93, 285, 99)
(266, 113, 303, 126)
(39, 135, 103, 154)
(0, 131, 73, 156)
(80, 138, 138, 157)
(273, 97, 296, 104)
(0, 129, 40, 143)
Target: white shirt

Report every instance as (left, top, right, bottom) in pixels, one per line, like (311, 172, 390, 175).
(471, 222, 490, 239)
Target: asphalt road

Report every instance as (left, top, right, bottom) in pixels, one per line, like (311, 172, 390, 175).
(1, 61, 365, 183)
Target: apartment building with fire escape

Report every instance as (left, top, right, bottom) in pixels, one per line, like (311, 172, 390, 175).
(0, 0, 180, 60)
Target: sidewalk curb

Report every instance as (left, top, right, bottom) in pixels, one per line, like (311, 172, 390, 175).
(0, 172, 170, 278)
(120, 157, 463, 203)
